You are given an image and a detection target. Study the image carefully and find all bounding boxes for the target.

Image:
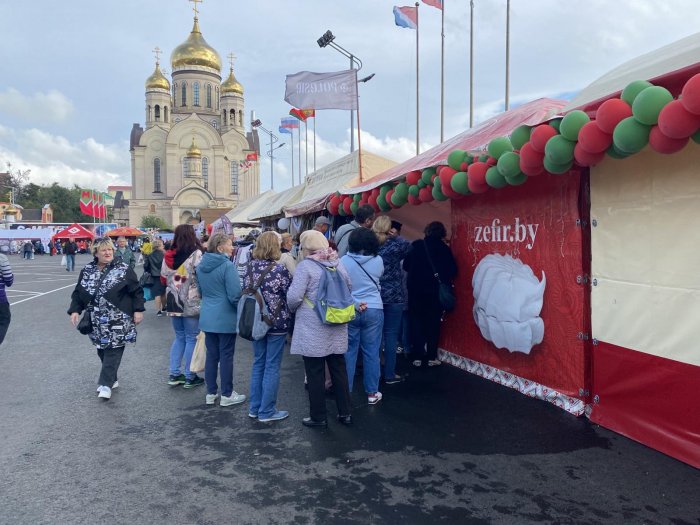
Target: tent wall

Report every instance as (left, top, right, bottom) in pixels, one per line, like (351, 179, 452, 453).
(440, 173, 589, 414)
(589, 146, 700, 468)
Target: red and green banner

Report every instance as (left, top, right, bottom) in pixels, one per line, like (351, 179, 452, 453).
(80, 190, 109, 219)
(80, 190, 94, 217)
(289, 108, 315, 121)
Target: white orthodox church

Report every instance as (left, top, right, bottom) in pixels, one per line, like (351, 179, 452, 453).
(128, 9, 260, 227)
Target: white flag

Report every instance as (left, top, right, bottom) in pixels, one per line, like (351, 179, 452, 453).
(284, 70, 358, 110)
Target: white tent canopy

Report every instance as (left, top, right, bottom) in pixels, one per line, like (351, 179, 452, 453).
(225, 190, 277, 224)
(249, 185, 307, 221)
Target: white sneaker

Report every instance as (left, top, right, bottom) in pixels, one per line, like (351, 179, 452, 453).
(368, 392, 383, 405)
(205, 394, 219, 405)
(98, 386, 112, 400)
(112, 381, 119, 389)
(96, 385, 104, 394)
(220, 391, 246, 406)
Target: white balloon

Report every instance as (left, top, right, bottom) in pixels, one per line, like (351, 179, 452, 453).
(277, 217, 290, 230)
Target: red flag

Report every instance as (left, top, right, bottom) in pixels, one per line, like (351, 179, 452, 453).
(80, 190, 94, 217)
(245, 152, 258, 161)
(421, 0, 443, 10)
(289, 108, 315, 121)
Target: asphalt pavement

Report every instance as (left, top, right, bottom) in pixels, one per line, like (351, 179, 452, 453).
(0, 254, 698, 525)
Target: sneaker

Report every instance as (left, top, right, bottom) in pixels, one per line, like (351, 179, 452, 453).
(220, 391, 246, 406)
(248, 412, 258, 419)
(112, 381, 119, 389)
(258, 410, 289, 423)
(205, 394, 219, 405)
(183, 376, 204, 389)
(98, 386, 112, 400)
(428, 359, 442, 367)
(368, 392, 383, 405)
(167, 374, 186, 386)
(96, 385, 103, 394)
(412, 360, 423, 368)
(156, 310, 163, 317)
(385, 374, 405, 385)
(396, 346, 404, 354)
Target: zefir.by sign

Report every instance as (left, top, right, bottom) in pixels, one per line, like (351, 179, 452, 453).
(473, 218, 539, 250)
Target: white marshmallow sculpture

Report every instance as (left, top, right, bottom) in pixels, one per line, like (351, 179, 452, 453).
(472, 253, 546, 354)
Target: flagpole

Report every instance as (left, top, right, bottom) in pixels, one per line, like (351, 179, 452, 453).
(313, 115, 317, 174)
(297, 127, 301, 186)
(440, 0, 445, 143)
(505, 0, 510, 111)
(356, 90, 364, 182)
(305, 120, 309, 181)
(470, 0, 474, 127)
(416, 1, 420, 155)
(290, 126, 295, 186)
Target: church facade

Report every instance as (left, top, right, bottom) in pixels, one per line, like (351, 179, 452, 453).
(128, 12, 260, 227)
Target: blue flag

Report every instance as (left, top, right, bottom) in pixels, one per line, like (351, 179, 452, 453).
(279, 126, 292, 134)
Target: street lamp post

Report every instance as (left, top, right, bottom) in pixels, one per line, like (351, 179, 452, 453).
(317, 30, 363, 153)
(251, 119, 285, 190)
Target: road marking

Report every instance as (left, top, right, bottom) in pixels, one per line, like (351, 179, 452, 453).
(5, 289, 42, 295)
(10, 284, 76, 306)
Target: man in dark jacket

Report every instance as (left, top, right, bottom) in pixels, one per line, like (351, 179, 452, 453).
(334, 205, 375, 257)
(64, 238, 78, 271)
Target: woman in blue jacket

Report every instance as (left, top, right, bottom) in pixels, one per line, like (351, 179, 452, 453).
(197, 233, 244, 407)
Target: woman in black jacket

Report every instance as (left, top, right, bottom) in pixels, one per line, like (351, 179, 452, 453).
(144, 239, 166, 315)
(68, 237, 145, 400)
(403, 221, 457, 367)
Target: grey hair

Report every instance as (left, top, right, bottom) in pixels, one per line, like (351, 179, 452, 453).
(207, 232, 231, 254)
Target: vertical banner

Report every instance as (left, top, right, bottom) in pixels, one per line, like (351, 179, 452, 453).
(443, 173, 588, 400)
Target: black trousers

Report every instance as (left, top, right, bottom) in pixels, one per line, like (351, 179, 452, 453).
(0, 303, 10, 345)
(408, 294, 443, 362)
(303, 354, 352, 422)
(97, 347, 125, 387)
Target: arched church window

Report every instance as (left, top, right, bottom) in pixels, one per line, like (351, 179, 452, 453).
(206, 84, 212, 108)
(202, 157, 209, 189)
(222, 111, 227, 126)
(172, 83, 176, 103)
(149, 204, 156, 214)
(230, 109, 235, 126)
(154, 158, 162, 193)
(194, 82, 200, 106)
(182, 157, 190, 179)
(181, 83, 187, 107)
(147, 105, 152, 122)
(155, 105, 161, 122)
(230, 162, 239, 195)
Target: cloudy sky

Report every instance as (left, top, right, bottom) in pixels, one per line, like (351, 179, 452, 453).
(1, 0, 700, 192)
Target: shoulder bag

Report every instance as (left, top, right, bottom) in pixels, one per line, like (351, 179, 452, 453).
(422, 241, 456, 312)
(77, 268, 111, 335)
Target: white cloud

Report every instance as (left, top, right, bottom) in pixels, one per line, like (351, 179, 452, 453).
(0, 88, 74, 124)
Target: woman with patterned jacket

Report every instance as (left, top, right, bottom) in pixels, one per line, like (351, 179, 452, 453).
(68, 237, 145, 400)
(244, 231, 293, 422)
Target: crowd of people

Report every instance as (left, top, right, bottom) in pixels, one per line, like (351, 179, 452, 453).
(67, 206, 458, 427)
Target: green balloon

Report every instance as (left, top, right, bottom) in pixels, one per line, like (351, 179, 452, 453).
(612, 116, 650, 154)
(510, 125, 532, 149)
(447, 150, 467, 171)
(350, 202, 359, 215)
(432, 184, 448, 201)
(408, 184, 420, 197)
(621, 80, 653, 105)
(390, 191, 406, 207)
(478, 154, 489, 162)
(692, 129, 700, 144)
(377, 193, 391, 211)
(549, 119, 562, 131)
(338, 203, 346, 216)
(394, 182, 409, 199)
(451, 171, 470, 195)
(417, 179, 427, 189)
(379, 185, 391, 197)
(632, 86, 673, 125)
(543, 157, 573, 174)
(559, 110, 590, 141)
(544, 135, 576, 164)
(496, 151, 522, 178)
(487, 136, 513, 159)
(505, 172, 528, 186)
(485, 166, 509, 189)
(353, 193, 362, 203)
(421, 167, 436, 184)
(606, 143, 629, 159)
(465, 154, 474, 164)
(433, 176, 442, 190)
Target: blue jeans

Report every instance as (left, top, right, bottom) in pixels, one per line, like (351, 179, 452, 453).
(383, 303, 405, 380)
(169, 316, 200, 380)
(345, 308, 383, 394)
(66, 254, 75, 271)
(249, 333, 287, 419)
(204, 332, 237, 397)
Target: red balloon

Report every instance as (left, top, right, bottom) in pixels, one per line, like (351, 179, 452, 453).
(578, 121, 613, 153)
(467, 162, 489, 186)
(359, 199, 368, 207)
(596, 98, 632, 134)
(418, 186, 434, 202)
(467, 177, 489, 194)
(435, 165, 445, 176)
(521, 163, 545, 176)
(342, 197, 353, 215)
(460, 161, 469, 171)
(530, 124, 559, 152)
(405, 170, 422, 185)
(658, 99, 700, 139)
(385, 189, 397, 208)
(681, 73, 700, 115)
(362, 191, 371, 201)
(370, 188, 381, 199)
(439, 166, 457, 177)
(574, 143, 606, 166)
(519, 142, 544, 168)
(485, 156, 497, 167)
(648, 125, 689, 154)
(367, 195, 379, 212)
(408, 194, 422, 205)
(439, 170, 460, 199)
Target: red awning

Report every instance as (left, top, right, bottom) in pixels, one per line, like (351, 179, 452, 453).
(346, 98, 567, 194)
(52, 223, 95, 240)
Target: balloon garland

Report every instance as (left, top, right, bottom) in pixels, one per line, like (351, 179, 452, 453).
(326, 74, 700, 215)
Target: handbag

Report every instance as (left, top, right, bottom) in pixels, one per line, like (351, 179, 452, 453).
(60, 255, 67, 267)
(139, 272, 154, 287)
(422, 240, 456, 312)
(190, 331, 207, 373)
(77, 268, 111, 335)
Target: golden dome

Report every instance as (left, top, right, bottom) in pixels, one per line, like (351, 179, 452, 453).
(187, 137, 202, 158)
(145, 62, 170, 90)
(170, 18, 221, 72)
(5, 205, 18, 215)
(221, 67, 244, 95)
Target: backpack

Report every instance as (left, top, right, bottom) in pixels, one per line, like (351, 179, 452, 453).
(237, 262, 277, 341)
(165, 250, 202, 316)
(235, 244, 253, 280)
(306, 259, 356, 325)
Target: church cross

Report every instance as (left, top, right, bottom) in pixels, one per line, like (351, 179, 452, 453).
(153, 46, 162, 64)
(227, 52, 237, 70)
(190, 0, 202, 18)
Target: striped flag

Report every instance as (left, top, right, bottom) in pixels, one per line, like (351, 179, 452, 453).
(281, 117, 300, 129)
(421, 0, 443, 10)
(289, 108, 315, 121)
(80, 190, 93, 217)
(393, 5, 418, 29)
(279, 126, 293, 134)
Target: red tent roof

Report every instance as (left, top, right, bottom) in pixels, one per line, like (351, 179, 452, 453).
(53, 223, 95, 240)
(347, 98, 567, 194)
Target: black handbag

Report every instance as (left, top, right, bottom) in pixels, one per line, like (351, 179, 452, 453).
(139, 272, 154, 287)
(422, 240, 456, 312)
(76, 268, 111, 335)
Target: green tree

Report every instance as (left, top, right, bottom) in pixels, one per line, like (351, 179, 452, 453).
(141, 215, 171, 230)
